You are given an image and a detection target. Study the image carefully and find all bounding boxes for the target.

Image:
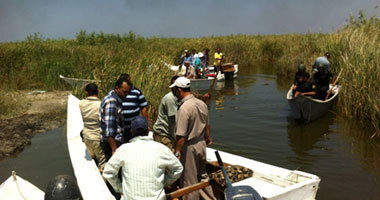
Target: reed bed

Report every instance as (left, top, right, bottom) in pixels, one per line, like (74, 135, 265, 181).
(0, 12, 379, 137)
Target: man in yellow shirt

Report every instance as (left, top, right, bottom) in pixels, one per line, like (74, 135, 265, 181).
(213, 47, 224, 71)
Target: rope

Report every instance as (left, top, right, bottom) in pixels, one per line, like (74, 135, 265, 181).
(12, 171, 28, 200)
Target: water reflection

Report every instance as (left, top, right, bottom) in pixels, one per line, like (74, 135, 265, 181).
(0, 127, 73, 191)
(335, 116, 380, 179)
(287, 112, 335, 157)
(214, 80, 239, 111)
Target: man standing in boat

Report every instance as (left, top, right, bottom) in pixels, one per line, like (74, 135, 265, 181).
(171, 77, 214, 200)
(99, 78, 128, 161)
(313, 52, 331, 73)
(79, 83, 106, 171)
(313, 63, 334, 100)
(120, 77, 149, 143)
(103, 116, 183, 200)
(153, 76, 181, 152)
(214, 47, 224, 72)
(179, 49, 192, 65)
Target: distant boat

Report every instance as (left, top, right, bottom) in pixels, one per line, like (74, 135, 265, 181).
(67, 94, 320, 200)
(59, 75, 95, 87)
(60, 74, 217, 91)
(286, 84, 340, 121)
(0, 171, 44, 200)
(165, 62, 238, 91)
(167, 63, 238, 80)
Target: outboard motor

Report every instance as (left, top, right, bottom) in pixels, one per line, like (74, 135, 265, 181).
(45, 175, 82, 200)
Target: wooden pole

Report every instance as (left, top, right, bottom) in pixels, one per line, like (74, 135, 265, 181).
(325, 69, 343, 100)
(166, 181, 210, 200)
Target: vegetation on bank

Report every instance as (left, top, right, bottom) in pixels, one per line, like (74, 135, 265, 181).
(0, 12, 379, 137)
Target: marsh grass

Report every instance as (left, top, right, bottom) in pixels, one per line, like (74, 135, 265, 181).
(0, 11, 379, 137)
(0, 91, 29, 119)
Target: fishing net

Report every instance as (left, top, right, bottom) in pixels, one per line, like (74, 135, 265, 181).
(209, 165, 253, 188)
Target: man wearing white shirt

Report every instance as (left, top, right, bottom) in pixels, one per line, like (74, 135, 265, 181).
(103, 116, 183, 200)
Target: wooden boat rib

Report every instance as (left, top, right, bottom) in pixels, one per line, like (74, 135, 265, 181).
(67, 94, 320, 200)
(286, 84, 340, 121)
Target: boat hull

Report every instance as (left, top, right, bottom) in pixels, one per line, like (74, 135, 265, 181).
(206, 149, 320, 200)
(286, 85, 340, 121)
(0, 174, 44, 200)
(67, 95, 320, 200)
(67, 95, 116, 200)
(190, 79, 214, 91)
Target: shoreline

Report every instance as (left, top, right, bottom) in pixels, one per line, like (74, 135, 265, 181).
(0, 91, 69, 159)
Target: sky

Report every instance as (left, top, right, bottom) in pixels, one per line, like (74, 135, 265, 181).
(0, 0, 379, 42)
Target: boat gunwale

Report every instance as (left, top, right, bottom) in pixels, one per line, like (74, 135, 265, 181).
(286, 84, 340, 104)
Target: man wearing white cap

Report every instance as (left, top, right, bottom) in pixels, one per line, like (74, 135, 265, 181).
(170, 77, 214, 200)
(177, 60, 196, 79)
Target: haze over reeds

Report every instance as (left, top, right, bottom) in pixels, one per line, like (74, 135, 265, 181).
(0, 11, 379, 137)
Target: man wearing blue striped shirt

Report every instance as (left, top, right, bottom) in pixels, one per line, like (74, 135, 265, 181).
(103, 116, 183, 200)
(121, 78, 149, 143)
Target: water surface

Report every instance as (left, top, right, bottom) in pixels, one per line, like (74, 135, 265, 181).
(1, 69, 379, 200)
(0, 127, 73, 191)
(209, 69, 380, 199)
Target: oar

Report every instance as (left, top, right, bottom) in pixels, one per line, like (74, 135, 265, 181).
(201, 58, 222, 102)
(215, 151, 262, 200)
(165, 180, 211, 200)
(325, 69, 343, 100)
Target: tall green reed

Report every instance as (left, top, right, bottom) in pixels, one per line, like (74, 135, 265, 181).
(0, 12, 379, 137)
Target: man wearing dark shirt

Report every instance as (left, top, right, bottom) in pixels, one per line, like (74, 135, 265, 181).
(294, 72, 316, 98)
(313, 64, 334, 100)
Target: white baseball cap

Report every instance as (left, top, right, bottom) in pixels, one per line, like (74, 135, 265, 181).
(169, 77, 191, 88)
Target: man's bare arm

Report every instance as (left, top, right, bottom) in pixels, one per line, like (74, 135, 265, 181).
(141, 107, 149, 121)
(107, 136, 118, 155)
(204, 124, 212, 145)
(175, 136, 186, 159)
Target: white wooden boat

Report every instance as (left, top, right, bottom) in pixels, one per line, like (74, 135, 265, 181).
(167, 63, 238, 91)
(0, 171, 45, 200)
(206, 149, 320, 200)
(59, 75, 95, 87)
(60, 74, 217, 91)
(67, 94, 320, 200)
(286, 84, 340, 121)
(168, 64, 238, 80)
(67, 95, 116, 200)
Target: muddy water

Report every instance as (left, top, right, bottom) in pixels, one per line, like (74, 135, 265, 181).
(209, 68, 380, 199)
(0, 68, 380, 199)
(0, 127, 73, 191)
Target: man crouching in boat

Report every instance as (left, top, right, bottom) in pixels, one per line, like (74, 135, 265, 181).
(293, 71, 316, 98)
(99, 78, 128, 161)
(79, 83, 106, 172)
(103, 116, 183, 200)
